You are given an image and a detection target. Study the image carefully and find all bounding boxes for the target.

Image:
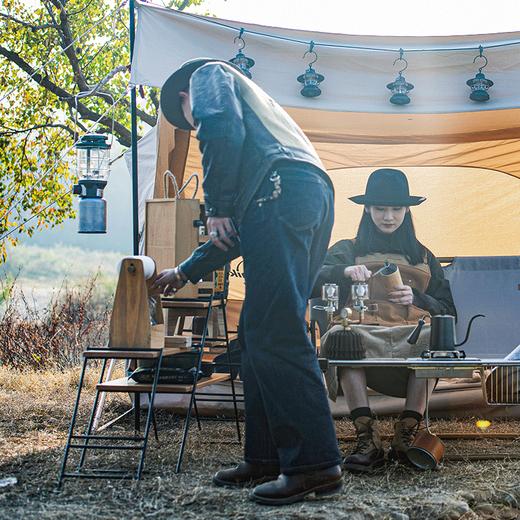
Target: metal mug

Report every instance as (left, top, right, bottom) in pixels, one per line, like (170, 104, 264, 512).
(407, 430, 445, 469)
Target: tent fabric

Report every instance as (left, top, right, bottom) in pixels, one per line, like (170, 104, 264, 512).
(443, 256, 520, 358)
(131, 2, 520, 115)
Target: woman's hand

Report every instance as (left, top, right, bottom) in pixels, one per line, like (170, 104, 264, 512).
(344, 265, 372, 282)
(152, 267, 188, 296)
(387, 284, 414, 305)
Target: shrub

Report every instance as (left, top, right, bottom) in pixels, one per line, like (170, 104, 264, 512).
(0, 275, 111, 370)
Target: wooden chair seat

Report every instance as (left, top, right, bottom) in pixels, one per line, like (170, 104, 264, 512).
(97, 373, 231, 393)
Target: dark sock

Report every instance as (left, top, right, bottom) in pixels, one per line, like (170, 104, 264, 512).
(351, 407, 372, 422)
(401, 410, 423, 422)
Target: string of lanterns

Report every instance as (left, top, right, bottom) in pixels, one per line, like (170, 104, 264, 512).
(228, 28, 494, 104)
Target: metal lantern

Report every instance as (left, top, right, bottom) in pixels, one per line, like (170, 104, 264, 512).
(467, 46, 493, 102)
(387, 49, 414, 105)
(297, 41, 325, 98)
(229, 29, 255, 79)
(72, 133, 111, 233)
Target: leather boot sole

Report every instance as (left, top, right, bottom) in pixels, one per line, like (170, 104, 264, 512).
(343, 457, 385, 474)
(250, 479, 343, 505)
(212, 473, 278, 488)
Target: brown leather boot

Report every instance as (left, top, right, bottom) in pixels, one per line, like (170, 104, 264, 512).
(343, 416, 385, 473)
(213, 461, 280, 488)
(250, 465, 342, 505)
(388, 417, 420, 463)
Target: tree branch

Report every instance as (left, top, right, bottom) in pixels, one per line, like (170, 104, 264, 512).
(0, 123, 75, 137)
(0, 45, 132, 146)
(0, 12, 58, 31)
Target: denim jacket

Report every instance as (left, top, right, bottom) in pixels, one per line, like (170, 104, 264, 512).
(179, 62, 331, 282)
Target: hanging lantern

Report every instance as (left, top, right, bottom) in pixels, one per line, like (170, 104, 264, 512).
(297, 41, 325, 98)
(386, 48, 414, 105)
(229, 28, 255, 79)
(466, 46, 493, 102)
(72, 133, 111, 234)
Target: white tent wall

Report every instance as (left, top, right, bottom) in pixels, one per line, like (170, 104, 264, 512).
(130, 2, 520, 114)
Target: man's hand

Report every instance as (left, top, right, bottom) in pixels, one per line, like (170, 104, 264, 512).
(387, 284, 414, 305)
(207, 217, 238, 251)
(152, 267, 188, 296)
(344, 265, 372, 282)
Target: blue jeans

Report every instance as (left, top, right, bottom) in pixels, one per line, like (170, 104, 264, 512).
(238, 164, 341, 475)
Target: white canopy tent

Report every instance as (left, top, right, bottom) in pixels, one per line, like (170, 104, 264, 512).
(125, 1, 520, 416)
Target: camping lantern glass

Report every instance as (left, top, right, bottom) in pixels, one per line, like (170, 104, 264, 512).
(229, 29, 255, 79)
(387, 73, 414, 105)
(230, 50, 255, 79)
(297, 66, 325, 97)
(298, 41, 324, 98)
(387, 49, 414, 105)
(72, 133, 111, 234)
(467, 46, 493, 102)
(466, 72, 493, 102)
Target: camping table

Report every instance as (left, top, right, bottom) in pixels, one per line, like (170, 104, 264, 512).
(319, 357, 520, 460)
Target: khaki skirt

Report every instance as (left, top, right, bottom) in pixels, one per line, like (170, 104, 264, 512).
(321, 324, 431, 400)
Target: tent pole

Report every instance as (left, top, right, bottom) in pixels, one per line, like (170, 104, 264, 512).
(129, 0, 139, 255)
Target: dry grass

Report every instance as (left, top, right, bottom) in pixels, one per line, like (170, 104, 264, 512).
(0, 276, 110, 370)
(1, 366, 520, 520)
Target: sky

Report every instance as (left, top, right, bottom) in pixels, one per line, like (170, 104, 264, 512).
(186, 0, 520, 36)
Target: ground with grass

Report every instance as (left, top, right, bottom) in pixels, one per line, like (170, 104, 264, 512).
(1, 367, 519, 520)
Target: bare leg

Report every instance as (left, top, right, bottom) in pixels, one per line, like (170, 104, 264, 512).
(339, 368, 370, 412)
(403, 374, 436, 414)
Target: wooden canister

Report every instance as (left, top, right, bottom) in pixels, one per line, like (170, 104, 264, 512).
(378, 263, 403, 293)
(407, 430, 445, 469)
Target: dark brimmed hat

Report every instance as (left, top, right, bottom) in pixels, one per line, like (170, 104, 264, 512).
(349, 168, 426, 207)
(160, 58, 242, 130)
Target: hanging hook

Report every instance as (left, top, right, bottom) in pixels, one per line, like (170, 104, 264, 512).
(473, 45, 488, 73)
(392, 47, 408, 75)
(233, 28, 246, 51)
(303, 41, 318, 66)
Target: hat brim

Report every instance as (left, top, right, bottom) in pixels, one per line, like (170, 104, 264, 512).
(349, 195, 426, 206)
(160, 59, 242, 130)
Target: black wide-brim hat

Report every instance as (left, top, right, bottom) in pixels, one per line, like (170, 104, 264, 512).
(349, 168, 426, 206)
(160, 58, 242, 130)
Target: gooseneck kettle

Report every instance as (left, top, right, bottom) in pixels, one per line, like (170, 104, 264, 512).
(407, 313, 485, 354)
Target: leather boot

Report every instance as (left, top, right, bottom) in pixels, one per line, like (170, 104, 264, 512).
(213, 461, 280, 488)
(343, 416, 385, 473)
(388, 417, 420, 463)
(250, 465, 342, 505)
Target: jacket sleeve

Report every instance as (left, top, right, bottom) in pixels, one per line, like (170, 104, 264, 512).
(190, 64, 246, 218)
(312, 240, 356, 306)
(179, 240, 241, 284)
(412, 251, 457, 318)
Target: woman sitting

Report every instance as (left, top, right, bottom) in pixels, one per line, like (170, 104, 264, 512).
(315, 168, 456, 473)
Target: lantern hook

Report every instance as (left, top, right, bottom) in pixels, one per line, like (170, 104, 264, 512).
(393, 48, 408, 76)
(473, 45, 488, 73)
(233, 28, 246, 51)
(303, 41, 318, 67)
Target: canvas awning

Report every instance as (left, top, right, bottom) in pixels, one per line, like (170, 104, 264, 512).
(128, 1, 520, 304)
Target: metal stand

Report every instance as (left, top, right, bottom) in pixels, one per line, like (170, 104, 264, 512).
(58, 347, 163, 487)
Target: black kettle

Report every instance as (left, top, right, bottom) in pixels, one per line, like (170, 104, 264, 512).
(407, 314, 485, 351)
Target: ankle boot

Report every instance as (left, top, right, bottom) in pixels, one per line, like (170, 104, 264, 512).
(343, 416, 385, 473)
(389, 417, 420, 463)
(213, 461, 280, 488)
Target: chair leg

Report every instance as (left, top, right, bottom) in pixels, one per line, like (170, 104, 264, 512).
(148, 393, 159, 442)
(136, 351, 163, 479)
(193, 397, 202, 431)
(134, 393, 141, 434)
(77, 359, 108, 470)
(221, 299, 241, 443)
(58, 357, 89, 488)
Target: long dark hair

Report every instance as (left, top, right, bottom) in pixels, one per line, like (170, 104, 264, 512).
(354, 209, 426, 265)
